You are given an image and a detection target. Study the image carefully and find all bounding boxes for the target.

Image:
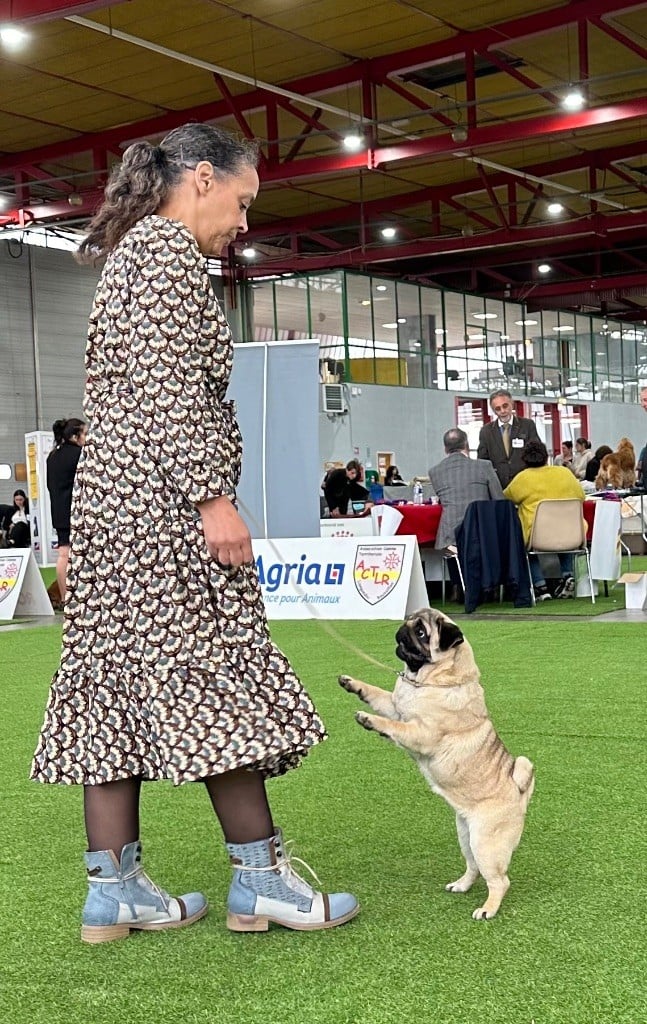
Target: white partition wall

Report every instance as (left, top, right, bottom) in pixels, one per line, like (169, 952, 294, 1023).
(24, 429, 56, 567)
(230, 340, 320, 539)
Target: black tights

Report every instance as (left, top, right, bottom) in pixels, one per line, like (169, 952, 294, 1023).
(84, 768, 274, 855)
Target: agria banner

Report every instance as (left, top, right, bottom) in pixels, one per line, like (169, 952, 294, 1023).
(252, 536, 428, 619)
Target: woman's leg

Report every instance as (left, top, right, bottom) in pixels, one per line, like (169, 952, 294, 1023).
(528, 554, 546, 587)
(207, 768, 359, 932)
(204, 767, 273, 843)
(84, 777, 142, 854)
(56, 544, 70, 599)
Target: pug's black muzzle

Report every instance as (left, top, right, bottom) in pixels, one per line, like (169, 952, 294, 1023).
(395, 623, 428, 672)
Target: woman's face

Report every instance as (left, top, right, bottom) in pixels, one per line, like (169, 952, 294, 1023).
(14, 492, 25, 507)
(195, 163, 259, 256)
(74, 425, 88, 446)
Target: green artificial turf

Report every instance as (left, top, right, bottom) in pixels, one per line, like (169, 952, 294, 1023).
(1, 618, 645, 1024)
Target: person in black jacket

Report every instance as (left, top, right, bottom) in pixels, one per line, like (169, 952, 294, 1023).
(584, 445, 613, 484)
(47, 417, 87, 599)
(323, 458, 370, 516)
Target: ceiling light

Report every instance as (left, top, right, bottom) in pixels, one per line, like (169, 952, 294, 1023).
(547, 202, 564, 216)
(434, 328, 446, 335)
(381, 227, 397, 239)
(472, 312, 498, 320)
(562, 89, 585, 111)
(451, 126, 468, 143)
(515, 319, 538, 326)
(359, 299, 371, 306)
(67, 193, 83, 207)
(0, 193, 10, 210)
(381, 322, 398, 329)
(0, 26, 28, 48)
(241, 246, 257, 258)
(553, 325, 574, 332)
(397, 317, 407, 323)
(375, 284, 388, 292)
(538, 263, 552, 274)
(468, 333, 486, 341)
(342, 132, 363, 152)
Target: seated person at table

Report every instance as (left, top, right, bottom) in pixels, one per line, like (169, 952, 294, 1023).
(572, 437, 593, 480)
(553, 440, 574, 468)
(584, 445, 612, 484)
(384, 465, 406, 486)
(504, 440, 585, 601)
(323, 459, 371, 517)
(429, 428, 504, 552)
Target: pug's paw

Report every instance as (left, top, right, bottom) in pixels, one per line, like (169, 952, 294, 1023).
(355, 710, 375, 731)
(338, 674, 357, 693)
(472, 905, 497, 921)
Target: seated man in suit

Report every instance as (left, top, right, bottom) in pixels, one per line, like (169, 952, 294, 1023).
(429, 428, 504, 599)
(477, 388, 540, 487)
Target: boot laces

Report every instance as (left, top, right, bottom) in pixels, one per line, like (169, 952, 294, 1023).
(239, 839, 321, 897)
(92, 865, 171, 911)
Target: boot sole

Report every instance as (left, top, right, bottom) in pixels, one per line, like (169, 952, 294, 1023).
(226, 903, 360, 932)
(81, 904, 209, 944)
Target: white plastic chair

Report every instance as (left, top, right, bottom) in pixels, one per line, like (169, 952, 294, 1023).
(526, 499, 595, 605)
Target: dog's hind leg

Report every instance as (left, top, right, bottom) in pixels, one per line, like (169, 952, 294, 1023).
(445, 814, 480, 895)
(338, 676, 397, 718)
(468, 816, 524, 920)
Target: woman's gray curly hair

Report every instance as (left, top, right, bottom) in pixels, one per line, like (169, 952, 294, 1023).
(77, 122, 259, 262)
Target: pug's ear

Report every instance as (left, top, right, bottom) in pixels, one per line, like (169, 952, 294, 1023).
(438, 621, 464, 651)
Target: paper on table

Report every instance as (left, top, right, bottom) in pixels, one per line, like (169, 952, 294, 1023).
(375, 504, 404, 536)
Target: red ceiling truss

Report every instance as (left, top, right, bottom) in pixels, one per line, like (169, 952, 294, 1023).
(1, 0, 647, 316)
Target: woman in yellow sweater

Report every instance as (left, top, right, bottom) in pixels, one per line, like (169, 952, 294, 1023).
(504, 440, 585, 601)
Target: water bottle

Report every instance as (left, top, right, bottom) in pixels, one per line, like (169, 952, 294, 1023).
(413, 482, 424, 505)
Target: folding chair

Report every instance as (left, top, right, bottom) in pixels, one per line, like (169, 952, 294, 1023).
(526, 499, 595, 605)
(440, 546, 465, 605)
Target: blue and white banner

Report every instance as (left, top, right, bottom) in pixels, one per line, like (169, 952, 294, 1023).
(253, 536, 428, 619)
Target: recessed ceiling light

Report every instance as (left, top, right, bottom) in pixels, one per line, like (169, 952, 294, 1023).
(538, 263, 552, 274)
(381, 322, 398, 329)
(397, 317, 406, 324)
(241, 246, 257, 259)
(562, 90, 585, 111)
(375, 284, 388, 292)
(553, 325, 574, 332)
(381, 227, 397, 239)
(469, 333, 486, 341)
(472, 312, 498, 319)
(547, 202, 564, 216)
(0, 26, 28, 49)
(360, 299, 371, 306)
(434, 328, 446, 335)
(515, 319, 538, 326)
(342, 132, 363, 152)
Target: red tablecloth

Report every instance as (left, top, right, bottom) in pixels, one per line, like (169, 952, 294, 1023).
(583, 500, 596, 541)
(394, 500, 596, 546)
(393, 503, 443, 545)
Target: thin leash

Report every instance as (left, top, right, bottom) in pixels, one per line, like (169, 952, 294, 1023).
(237, 495, 397, 676)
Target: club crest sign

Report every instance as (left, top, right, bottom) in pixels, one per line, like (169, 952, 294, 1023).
(353, 544, 405, 605)
(0, 555, 21, 605)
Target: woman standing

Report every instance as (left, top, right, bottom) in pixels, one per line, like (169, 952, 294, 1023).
(31, 123, 357, 943)
(47, 417, 87, 599)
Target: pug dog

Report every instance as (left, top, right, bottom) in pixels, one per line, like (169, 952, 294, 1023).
(339, 607, 534, 919)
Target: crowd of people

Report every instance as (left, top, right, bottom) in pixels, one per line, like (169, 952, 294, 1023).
(322, 385, 646, 603)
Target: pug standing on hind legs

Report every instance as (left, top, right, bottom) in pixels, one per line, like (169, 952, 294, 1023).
(339, 608, 535, 920)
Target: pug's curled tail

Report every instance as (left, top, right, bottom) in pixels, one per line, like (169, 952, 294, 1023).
(512, 756, 535, 802)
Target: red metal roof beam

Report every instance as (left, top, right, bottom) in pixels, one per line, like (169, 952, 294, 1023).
(0, 1, 129, 24)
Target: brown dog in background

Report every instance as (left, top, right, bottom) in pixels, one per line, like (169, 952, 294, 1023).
(339, 608, 534, 920)
(595, 437, 636, 490)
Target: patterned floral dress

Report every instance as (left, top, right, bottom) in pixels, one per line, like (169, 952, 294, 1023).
(31, 216, 326, 786)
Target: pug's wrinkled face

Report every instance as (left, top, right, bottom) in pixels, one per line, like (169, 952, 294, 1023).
(395, 608, 464, 672)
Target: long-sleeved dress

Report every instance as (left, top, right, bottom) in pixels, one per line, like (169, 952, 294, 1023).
(31, 215, 326, 786)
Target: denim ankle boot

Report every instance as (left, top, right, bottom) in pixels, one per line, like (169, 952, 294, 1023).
(81, 841, 208, 944)
(226, 829, 359, 932)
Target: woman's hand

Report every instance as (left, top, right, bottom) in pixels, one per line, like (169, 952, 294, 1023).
(198, 496, 253, 567)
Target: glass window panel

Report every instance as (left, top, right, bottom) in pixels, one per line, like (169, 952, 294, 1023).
(419, 286, 444, 389)
(250, 279, 277, 341)
(273, 276, 310, 340)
